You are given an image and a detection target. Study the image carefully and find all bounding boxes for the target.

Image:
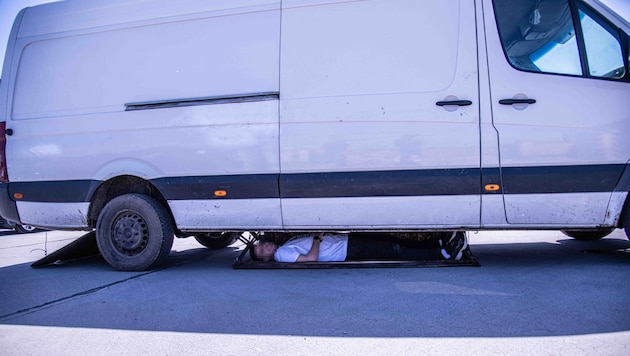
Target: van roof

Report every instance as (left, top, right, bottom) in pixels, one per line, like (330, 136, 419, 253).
(18, 0, 280, 38)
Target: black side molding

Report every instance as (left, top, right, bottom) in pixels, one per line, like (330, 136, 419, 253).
(125, 92, 280, 111)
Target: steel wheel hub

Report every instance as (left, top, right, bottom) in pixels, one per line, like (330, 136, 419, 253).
(112, 212, 148, 255)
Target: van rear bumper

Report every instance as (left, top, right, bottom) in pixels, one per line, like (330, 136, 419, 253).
(0, 183, 20, 223)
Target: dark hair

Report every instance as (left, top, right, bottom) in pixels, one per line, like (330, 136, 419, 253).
(249, 241, 276, 262)
(249, 242, 263, 261)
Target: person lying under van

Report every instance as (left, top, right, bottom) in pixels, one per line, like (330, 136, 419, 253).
(251, 232, 469, 263)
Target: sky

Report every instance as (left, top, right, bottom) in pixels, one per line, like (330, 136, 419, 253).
(1, 0, 630, 77)
(0, 0, 61, 76)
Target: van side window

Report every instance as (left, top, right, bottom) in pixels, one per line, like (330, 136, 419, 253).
(579, 7, 626, 79)
(493, 0, 627, 80)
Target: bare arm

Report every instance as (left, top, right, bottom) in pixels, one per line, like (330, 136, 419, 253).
(296, 233, 322, 262)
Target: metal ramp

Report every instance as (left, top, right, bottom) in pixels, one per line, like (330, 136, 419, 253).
(31, 231, 100, 268)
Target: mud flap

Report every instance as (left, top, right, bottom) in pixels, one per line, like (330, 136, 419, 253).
(31, 231, 101, 268)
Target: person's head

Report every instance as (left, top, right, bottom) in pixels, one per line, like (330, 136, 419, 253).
(250, 241, 278, 262)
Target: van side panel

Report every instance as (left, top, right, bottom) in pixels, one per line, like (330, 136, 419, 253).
(279, 0, 481, 229)
(12, 10, 279, 120)
(16, 201, 90, 229)
(17, 0, 280, 38)
(6, 2, 282, 230)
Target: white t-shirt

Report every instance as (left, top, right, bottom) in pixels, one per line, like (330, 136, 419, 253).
(274, 233, 348, 262)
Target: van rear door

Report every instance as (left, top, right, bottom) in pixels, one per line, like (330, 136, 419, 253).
(279, 0, 481, 229)
(485, 0, 630, 226)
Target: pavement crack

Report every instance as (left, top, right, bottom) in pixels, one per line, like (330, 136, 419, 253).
(0, 244, 227, 322)
(0, 269, 157, 321)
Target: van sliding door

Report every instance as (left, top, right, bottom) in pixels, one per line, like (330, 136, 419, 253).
(279, 0, 481, 229)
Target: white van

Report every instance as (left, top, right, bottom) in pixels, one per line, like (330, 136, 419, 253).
(0, 0, 628, 270)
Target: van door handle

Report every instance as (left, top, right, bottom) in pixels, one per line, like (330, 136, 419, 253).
(499, 98, 536, 105)
(435, 100, 472, 106)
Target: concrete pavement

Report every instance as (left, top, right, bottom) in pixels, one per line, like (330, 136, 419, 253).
(1, 229, 629, 355)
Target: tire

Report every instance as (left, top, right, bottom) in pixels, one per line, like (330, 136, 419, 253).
(623, 205, 630, 240)
(194, 232, 239, 249)
(561, 228, 614, 241)
(96, 194, 174, 271)
(14, 224, 40, 234)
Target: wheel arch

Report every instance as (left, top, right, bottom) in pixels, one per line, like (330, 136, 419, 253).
(87, 175, 173, 229)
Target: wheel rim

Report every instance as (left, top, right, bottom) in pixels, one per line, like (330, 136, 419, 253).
(21, 225, 37, 232)
(111, 211, 149, 256)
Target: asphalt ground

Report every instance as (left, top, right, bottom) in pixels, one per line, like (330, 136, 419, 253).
(1, 229, 629, 355)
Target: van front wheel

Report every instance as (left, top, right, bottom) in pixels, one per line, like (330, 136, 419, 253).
(96, 194, 174, 271)
(624, 205, 630, 240)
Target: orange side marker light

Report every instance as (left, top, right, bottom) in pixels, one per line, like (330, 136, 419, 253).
(484, 184, 500, 192)
(214, 190, 227, 197)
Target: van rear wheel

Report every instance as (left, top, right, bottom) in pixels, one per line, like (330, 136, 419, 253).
(96, 194, 174, 271)
(561, 228, 614, 241)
